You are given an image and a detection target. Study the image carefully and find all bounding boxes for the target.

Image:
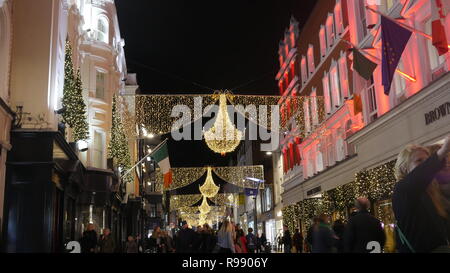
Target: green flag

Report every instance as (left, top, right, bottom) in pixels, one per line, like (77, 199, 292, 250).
(352, 48, 377, 81)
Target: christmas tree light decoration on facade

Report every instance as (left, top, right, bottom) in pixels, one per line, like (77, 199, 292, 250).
(199, 167, 220, 198)
(204, 94, 243, 155)
(62, 41, 89, 141)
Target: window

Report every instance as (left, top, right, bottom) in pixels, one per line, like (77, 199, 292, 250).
(322, 72, 332, 115)
(339, 52, 350, 99)
(304, 98, 311, 134)
(327, 135, 335, 166)
(97, 17, 109, 43)
(307, 150, 314, 177)
(319, 25, 327, 59)
(330, 63, 342, 108)
(334, 0, 344, 35)
(96, 71, 106, 99)
(316, 150, 324, 172)
(366, 76, 378, 122)
(149, 204, 157, 218)
(358, 0, 368, 41)
(392, 60, 406, 97)
(336, 136, 345, 161)
(311, 88, 319, 126)
(307, 45, 315, 75)
(424, 17, 446, 71)
(92, 130, 105, 169)
(301, 56, 308, 83)
(326, 13, 335, 48)
(265, 188, 272, 211)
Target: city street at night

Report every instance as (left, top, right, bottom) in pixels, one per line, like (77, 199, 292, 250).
(0, 0, 450, 267)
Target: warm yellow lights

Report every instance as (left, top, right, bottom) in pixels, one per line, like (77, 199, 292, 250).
(199, 167, 220, 198)
(204, 94, 243, 155)
(198, 196, 211, 214)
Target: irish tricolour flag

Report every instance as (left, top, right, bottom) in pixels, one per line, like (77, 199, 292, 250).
(152, 141, 172, 188)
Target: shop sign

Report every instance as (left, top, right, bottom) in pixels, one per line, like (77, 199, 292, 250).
(424, 102, 450, 125)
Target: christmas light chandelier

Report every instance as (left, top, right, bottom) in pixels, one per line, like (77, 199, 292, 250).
(199, 167, 220, 198)
(198, 196, 211, 214)
(204, 94, 243, 156)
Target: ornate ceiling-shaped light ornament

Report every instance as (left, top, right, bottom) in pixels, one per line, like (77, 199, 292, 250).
(199, 167, 220, 198)
(198, 196, 211, 215)
(204, 94, 243, 156)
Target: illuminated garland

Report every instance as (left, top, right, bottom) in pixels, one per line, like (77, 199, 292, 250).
(199, 167, 220, 198)
(108, 95, 133, 183)
(62, 41, 89, 141)
(282, 161, 397, 234)
(170, 194, 203, 211)
(156, 166, 265, 191)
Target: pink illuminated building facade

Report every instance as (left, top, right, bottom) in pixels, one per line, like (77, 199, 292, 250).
(278, 0, 450, 227)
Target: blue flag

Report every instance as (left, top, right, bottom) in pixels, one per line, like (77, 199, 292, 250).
(245, 188, 258, 196)
(381, 15, 412, 95)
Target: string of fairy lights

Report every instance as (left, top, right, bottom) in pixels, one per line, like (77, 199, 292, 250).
(282, 160, 397, 234)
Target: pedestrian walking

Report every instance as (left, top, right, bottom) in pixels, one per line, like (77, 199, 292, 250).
(260, 233, 267, 253)
(125, 235, 139, 253)
(175, 221, 197, 253)
(236, 229, 248, 253)
(305, 217, 319, 253)
(98, 228, 116, 253)
(282, 225, 292, 253)
(311, 214, 336, 253)
(80, 223, 97, 253)
(343, 198, 385, 253)
(246, 228, 257, 253)
(332, 220, 345, 253)
(292, 229, 303, 253)
(216, 219, 235, 253)
(199, 224, 216, 253)
(393, 136, 450, 253)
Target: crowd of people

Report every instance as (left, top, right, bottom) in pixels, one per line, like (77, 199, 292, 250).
(278, 135, 450, 253)
(76, 135, 450, 254)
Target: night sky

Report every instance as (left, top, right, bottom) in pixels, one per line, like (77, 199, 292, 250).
(115, 0, 317, 167)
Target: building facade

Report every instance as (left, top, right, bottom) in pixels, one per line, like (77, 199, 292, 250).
(1, 0, 137, 252)
(278, 0, 450, 246)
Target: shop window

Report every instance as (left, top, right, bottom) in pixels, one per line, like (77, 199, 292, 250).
(322, 72, 332, 115)
(316, 150, 324, 172)
(96, 71, 106, 99)
(336, 136, 345, 161)
(307, 44, 315, 75)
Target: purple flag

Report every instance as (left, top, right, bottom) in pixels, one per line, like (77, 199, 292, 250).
(381, 15, 412, 95)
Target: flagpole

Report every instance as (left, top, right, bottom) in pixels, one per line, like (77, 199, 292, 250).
(120, 138, 169, 180)
(365, 5, 450, 49)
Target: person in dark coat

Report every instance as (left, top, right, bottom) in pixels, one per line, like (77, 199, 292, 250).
(259, 233, 267, 252)
(311, 214, 336, 253)
(98, 228, 116, 253)
(292, 229, 304, 253)
(80, 223, 98, 253)
(332, 220, 345, 253)
(343, 198, 385, 253)
(282, 225, 292, 253)
(305, 217, 319, 252)
(392, 137, 450, 253)
(175, 221, 197, 253)
(125, 235, 139, 253)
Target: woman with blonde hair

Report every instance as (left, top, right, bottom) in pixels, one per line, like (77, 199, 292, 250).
(393, 135, 450, 252)
(215, 219, 235, 253)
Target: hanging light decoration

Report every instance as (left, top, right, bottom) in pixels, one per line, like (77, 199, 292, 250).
(198, 196, 211, 215)
(204, 94, 243, 156)
(199, 167, 220, 198)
